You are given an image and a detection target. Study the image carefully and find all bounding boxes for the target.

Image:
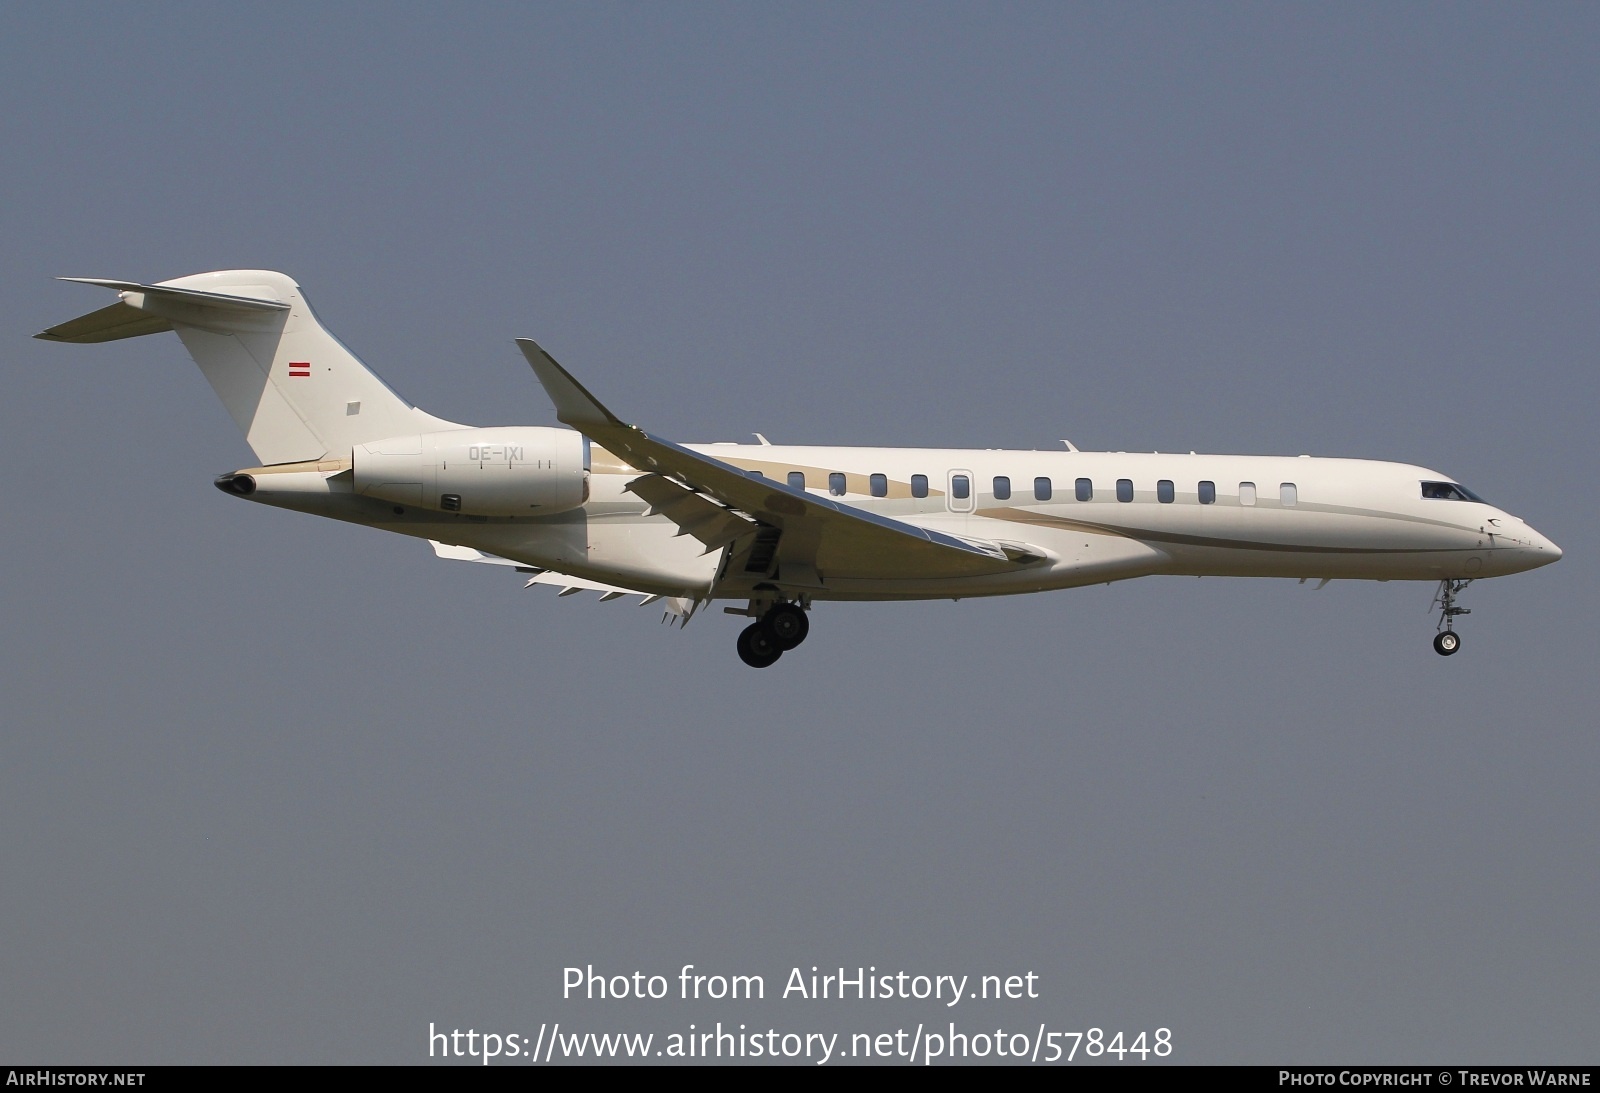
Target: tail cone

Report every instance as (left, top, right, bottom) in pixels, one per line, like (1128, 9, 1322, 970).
(214, 473, 256, 497)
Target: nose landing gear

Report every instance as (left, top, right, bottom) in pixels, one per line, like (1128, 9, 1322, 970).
(734, 600, 811, 668)
(1431, 578, 1472, 656)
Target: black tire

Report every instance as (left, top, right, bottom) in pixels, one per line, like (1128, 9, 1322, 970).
(765, 603, 810, 650)
(1433, 631, 1461, 656)
(737, 622, 783, 668)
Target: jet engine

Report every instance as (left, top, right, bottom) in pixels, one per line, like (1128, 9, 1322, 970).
(352, 426, 588, 516)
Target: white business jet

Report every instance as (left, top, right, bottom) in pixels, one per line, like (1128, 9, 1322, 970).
(40, 270, 1561, 667)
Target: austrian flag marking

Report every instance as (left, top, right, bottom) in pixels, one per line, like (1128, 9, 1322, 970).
(288, 361, 311, 378)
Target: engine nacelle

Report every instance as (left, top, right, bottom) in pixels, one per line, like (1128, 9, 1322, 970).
(353, 427, 588, 516)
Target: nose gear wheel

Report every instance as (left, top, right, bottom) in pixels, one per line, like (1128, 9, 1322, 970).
(1430, 579, 1473, 656)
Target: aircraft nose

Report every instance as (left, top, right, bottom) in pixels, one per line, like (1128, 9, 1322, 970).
(1521, 524, 1562, 567)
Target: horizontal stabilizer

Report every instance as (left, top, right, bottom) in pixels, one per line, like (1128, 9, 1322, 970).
(35, 301, 173, 344)
(38, 277, 288, 343)
(57, 277, 290, 312)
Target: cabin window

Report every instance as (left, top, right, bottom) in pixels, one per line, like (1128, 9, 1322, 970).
(1421, 481, 1484, 502)
(1075, 477, 1092, 502)
(993, 475, 1011, 500)
(952, 475, 970, 500)
(1239, 482, 1257, 506)
(1117, 479, 1134, 503)
(746, 470, 766, 479)
(829, 472, 846, 496)
(1198, 480, 1216, 505)
(1034, 477, 1052, 501)
(870, 473, 888, 497)
(1280, 482, 1298, 507)
(787, 471, 806, 489)
(911, 474, 928, 498)
(1157, 479, 1175, 504)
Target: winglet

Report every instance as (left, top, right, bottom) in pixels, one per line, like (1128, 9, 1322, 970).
(516, 338, 624, 430)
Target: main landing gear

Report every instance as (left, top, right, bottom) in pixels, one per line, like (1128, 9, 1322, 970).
(735, 601, 810, 668)
(1431, 578, 1472, 657)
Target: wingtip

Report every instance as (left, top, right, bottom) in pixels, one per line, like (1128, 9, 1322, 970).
(516, 337, 624, 429)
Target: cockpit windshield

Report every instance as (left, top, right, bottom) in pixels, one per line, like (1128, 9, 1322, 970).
(1421, 481, 1486, 502)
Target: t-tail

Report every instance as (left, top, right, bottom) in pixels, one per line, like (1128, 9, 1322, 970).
(37, 269, 461, 464)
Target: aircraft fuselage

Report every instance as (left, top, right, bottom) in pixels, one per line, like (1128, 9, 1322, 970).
(231, 442, 1560, 601)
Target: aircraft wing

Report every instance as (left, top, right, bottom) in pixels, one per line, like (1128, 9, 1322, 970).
(517, 340, 1029, 584)
(428, 540, 705, 621)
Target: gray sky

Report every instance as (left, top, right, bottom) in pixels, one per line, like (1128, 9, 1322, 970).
(2, 2, 1595, 1065)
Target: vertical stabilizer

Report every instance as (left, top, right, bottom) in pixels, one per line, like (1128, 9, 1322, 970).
(39, 270, 461, 465)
